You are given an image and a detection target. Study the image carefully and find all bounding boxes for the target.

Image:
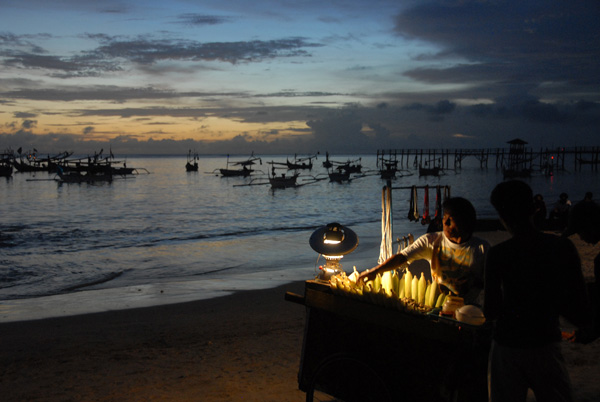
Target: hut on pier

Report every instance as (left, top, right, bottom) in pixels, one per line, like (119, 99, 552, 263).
(503, 138, 532, 179)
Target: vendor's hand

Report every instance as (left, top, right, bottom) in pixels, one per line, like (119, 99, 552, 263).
(357, 268, 377, 284)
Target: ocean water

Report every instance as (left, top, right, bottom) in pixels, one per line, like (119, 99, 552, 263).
(1, 153, 598, 321)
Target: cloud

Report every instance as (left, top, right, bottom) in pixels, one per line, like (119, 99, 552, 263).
(1, 33, 323, 79)
(89, 36, 322, 65)
(21, 120, 37, 129)
(175, 14, 233, 26)
(394, 0, 600, 99)
(14, 111, 37, 118)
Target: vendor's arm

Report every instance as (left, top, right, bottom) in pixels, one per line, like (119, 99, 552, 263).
(358, 253, 408, 283)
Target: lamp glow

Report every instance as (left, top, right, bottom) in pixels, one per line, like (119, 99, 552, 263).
(309, 222, 358, 282)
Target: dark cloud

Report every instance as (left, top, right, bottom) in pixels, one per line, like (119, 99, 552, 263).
(3, 97, 600, 154)
(88, 36, 321, 65)
(465, 97, 600, 126)
(395, 0, 600, 99)
(176, 14, 233, 26)
(14, 111, 37, 118)
(21, 119, 37, 129)
(1, 86, 247, 102)
(1, 33, 322, 78)
(401, 100, 456, 120)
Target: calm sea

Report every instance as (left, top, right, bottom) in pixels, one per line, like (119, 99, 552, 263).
(1, 153, 598, 320)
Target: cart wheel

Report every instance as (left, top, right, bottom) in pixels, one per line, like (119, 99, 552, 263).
(306, 354, 392, 402)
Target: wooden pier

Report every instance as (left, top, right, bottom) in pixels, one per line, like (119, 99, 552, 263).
(377, 145, 600, 173)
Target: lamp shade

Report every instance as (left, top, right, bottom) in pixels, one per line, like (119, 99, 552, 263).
(309, 222, 358, 256)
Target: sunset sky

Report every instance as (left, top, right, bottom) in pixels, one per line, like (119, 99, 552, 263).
(1, 0, 599, 155)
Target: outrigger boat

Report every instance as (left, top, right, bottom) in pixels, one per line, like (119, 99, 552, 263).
(216, 153, 262, 177)
(328, 169, 351, 183)
(57, 166, 113, 183)
(379, 159, 398, 179)
(55, 149, 147, 183)
(377, 150, 399, 179)
(418, 165, 441, 177)
(269, 172, 300, 189)
(185, 150, 199, 172)
(1, 153, 13, 177)
(322, 152, 333, 169)
(268, 165, 300, 188)
(11, 150, 73, 173)
(267, 154, 318, 171)
(376, 151, 416, 180)
(286, 154, 317, 170)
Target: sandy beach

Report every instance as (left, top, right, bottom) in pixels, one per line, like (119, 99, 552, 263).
(1, 231, 599, 402)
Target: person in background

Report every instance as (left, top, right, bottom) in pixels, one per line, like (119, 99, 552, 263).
(563, 191, 600, 342)
(485, 180, 590, 402)
(533, 193, 547, 230)
(358, 197, 489, 305)
(549, 192, 572, 230)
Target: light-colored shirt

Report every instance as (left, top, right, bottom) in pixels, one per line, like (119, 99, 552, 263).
(400, 232, 489, 301)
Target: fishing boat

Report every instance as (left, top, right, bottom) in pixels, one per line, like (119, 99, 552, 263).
(55, 149, 146, 182)
(56, 164, 113, 184)
(377, 151, 398, 179)
(0, 153, 13, 177)
(285, 154, 317, 170)
(216, 153, 262, 177)
(185, 150, 199, 172)
(265, 164, 298, 188)
(11, 150, 73, 173)
(418, 165, 441, 177)
(379, 160, 398, 179)
(328, 169, 350, 183)
(333, 158, 362, 174)
(269, 172, 300, 188)
(59, 149, 144, 177)
(322, 152, 333, 169)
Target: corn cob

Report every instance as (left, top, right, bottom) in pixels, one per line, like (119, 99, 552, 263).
(398, 275, 405, 299)
(417, 272, 426, 305)
(391, 270, 400, 296)
(435, 292, 446, 308)
(374, 273, 382, 293)
(404, 269, 413, 299)
(411, 274, 419, 303)
(427, 281, 438, 308)
(381, 271, 393, 297)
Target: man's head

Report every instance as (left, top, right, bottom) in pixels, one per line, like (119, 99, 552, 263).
(490, 180, 535, 226)
(567, 194, 600, 244)
(442, 197, 477, 243)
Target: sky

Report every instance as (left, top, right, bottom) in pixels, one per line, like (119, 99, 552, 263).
(1, 0, 599, 155)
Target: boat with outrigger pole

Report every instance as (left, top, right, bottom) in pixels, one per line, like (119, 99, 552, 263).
(1, 152, 13, 178)
(376, 150, 414, 179)
(212, 153, 262, 177)
(11, 148, 73, 173)
(268, 164, 300, 189)
(54, 149, 149, 184)
(232, 161, 323, 189)
(268, 153, 318, 171)
(185, 149, 199, 172)
(326, 157, 363, 183)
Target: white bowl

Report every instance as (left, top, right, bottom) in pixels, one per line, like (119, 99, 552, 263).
(455, 305, 486, 325)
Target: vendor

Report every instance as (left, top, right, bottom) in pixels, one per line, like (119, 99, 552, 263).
(358, 197, 489, 305)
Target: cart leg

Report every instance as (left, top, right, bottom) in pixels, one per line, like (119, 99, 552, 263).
(306, 354, 392, 402)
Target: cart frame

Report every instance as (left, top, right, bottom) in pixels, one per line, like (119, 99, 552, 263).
(286, 280, 491, 402)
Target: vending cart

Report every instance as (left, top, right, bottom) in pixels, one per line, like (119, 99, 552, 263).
(286, 280, 491, 402)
